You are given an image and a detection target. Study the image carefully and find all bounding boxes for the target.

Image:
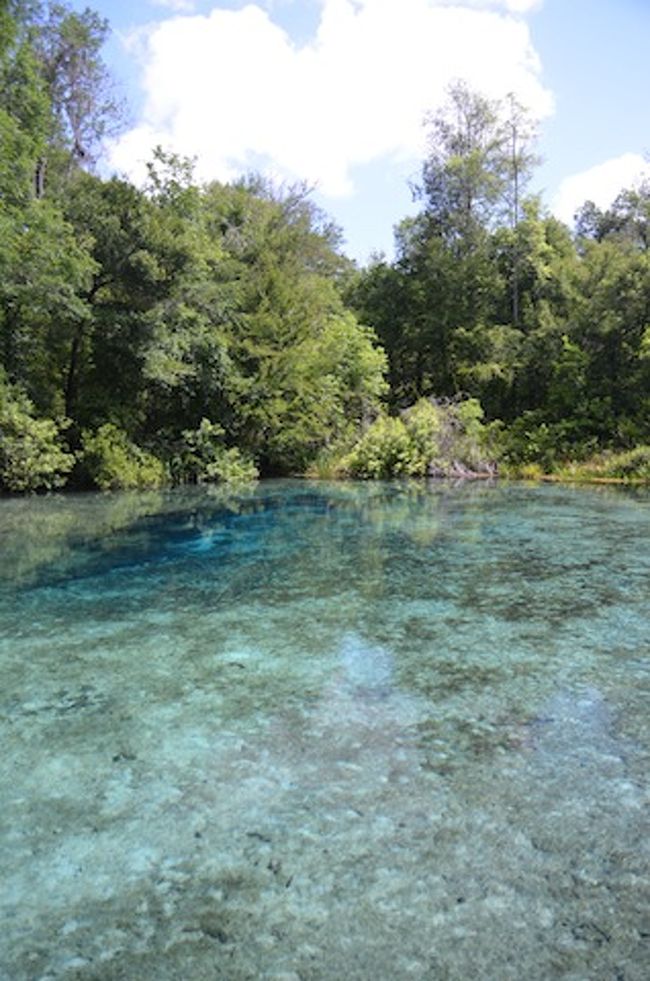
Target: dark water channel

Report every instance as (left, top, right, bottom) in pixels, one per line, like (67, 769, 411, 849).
(1, 480, 649, 979)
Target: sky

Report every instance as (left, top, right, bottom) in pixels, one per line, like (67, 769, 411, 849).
(73, 0, 650, 262)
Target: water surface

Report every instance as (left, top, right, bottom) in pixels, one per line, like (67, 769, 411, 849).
(1, 480, 649, 979)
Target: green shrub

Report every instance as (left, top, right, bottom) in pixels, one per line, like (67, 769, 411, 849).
(81, 424, 166, 490)
(604, 446, 650, 479)
(341, 397, 497, 479)
(423, 397, 494, 474)
(343, 415, 415, 478)
(557, 446, 650, 482)
(499, 411, 602, 472)
(455, 398, 485, 443)
(0, 378, 74, 492)
(172, 418, 258, 485)
(401, 399, 442, 473)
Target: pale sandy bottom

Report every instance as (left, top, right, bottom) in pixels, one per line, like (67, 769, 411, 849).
(1, 481, 648, 979)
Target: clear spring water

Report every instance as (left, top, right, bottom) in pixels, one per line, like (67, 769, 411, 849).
(1, 479, 649, 980)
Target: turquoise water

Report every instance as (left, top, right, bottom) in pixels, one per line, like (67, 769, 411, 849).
(1, 480, 649, 980)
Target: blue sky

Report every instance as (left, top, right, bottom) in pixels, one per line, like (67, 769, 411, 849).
(76, 0, 650, 262)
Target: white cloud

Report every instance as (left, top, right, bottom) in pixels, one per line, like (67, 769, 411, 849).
(149, 0, 197, 12)
(109, 0, 552, 196)
(552, 153, 650, 225)
(441, 0, 542, 10)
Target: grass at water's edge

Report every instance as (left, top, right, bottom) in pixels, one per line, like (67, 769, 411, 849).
(510, 473, 650, 485)
(501, 445, 650, 485)
(308, 446, 650, 485)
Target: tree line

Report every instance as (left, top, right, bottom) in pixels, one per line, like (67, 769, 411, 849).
(1, 1, 649, 491)
(349, 81, 650, 479)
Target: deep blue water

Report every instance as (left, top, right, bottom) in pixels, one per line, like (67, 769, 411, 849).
(1, 480, 649, 979)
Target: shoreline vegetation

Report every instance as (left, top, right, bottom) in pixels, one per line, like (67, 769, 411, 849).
(1, 5, 649, 495)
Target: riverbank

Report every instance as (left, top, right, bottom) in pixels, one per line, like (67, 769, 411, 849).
(503, 445, 650, 485)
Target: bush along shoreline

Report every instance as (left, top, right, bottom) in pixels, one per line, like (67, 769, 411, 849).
(1, 3, 648, 494)
(3, 378, 650, 494)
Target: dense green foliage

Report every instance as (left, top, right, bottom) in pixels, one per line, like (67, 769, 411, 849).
(170, 419, 259, 486)
(0, 3, 387, 491)
(80, 424, 166, 491)
(349, 85, 650, 475)
(0, 4, 648, 491)
(0, 372, 74, 491)
(338, 398, 496, 479)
